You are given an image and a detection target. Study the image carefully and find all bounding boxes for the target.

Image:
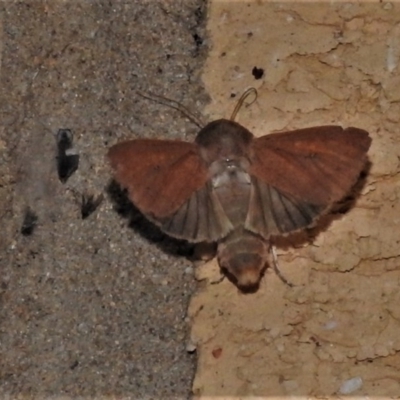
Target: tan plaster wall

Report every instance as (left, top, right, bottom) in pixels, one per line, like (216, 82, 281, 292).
(190, 1, 400, 397)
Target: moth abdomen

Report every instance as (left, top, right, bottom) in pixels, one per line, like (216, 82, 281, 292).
(217, 228, 269, 291)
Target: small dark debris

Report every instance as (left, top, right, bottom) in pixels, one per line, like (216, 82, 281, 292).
(21, 208, 38, 236)
(309, 336, 321, 347)
(192, 33, 203, 47)
(194, 5, 204, 25)
(212, 347, 223, 359)
(103, 130, 113, 146)
(70, 360, 79, 370)
(81, 193, 104, 219)
(252, 66, 264, 80)
(230, 93, 236, 98)
(56, 129, 79, 183)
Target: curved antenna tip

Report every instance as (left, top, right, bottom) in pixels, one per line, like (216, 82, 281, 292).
(230, 87, 258, 121)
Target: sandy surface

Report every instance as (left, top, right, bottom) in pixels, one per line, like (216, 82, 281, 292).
(191, 1, 400, 398)
(0, 1, 207, 398)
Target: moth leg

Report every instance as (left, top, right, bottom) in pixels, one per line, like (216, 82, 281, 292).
(193, 245, 225, 285)
(269, 246, 294, 287)
(192, 242, 217, 262)
(210, 274, 225, 285)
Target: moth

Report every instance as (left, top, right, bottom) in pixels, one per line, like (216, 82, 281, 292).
(108, 90, 371, 291)
(56, 129, 79, 183)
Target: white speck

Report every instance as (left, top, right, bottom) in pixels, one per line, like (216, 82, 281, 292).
(184, 266, 194, 275)
(220, 11, 229, 23)
(387, 44, 397, 72)
(324, 320, 338, 330)
(387, 23, 400, 72)
(65, 148, 79, 156)
(339, 376, 363, 394)
(286, 15, 294, 22)
(119, 270, 128, 279)
(269, 327, 280, 338)
(186, 342, 197, 353)
(233, 72, 245, 80)
(270, 52, 281, 67)
(276, 343, 285, 352)
(282, 380, 299, 392)
(250, 383, 259, 390)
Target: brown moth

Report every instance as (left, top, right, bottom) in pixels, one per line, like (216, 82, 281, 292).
(108, 90, 371, 291)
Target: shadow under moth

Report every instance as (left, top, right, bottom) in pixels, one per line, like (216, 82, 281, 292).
(108, 89, 371, 292)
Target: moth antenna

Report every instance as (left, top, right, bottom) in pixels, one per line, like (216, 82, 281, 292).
(136, 91, 205, 129)
(210, 274, 225, 286)
(230, 87, 258, 121)
(270, 246, 294, 287)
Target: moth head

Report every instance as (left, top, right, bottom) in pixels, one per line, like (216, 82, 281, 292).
(195, 119, 253, 165)
(220, 252, 266, 292)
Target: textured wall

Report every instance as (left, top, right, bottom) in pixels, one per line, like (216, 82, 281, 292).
(191, 1, 400, 397)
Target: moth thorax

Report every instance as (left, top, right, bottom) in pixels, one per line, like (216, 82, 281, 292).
(210, 159, 251, 188)
(217, 229, 268, 291)
(211, 161, 251, 224)
(196, 119, 253, 165)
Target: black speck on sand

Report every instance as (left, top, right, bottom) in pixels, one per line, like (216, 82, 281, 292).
(0, 1, 207, 398)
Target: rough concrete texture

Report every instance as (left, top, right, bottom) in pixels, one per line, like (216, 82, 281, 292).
(0, 1, 208, 398)
(191, 1, 400, 398)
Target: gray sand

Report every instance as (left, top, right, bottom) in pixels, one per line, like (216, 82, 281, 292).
(0, 1, 207, 398)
